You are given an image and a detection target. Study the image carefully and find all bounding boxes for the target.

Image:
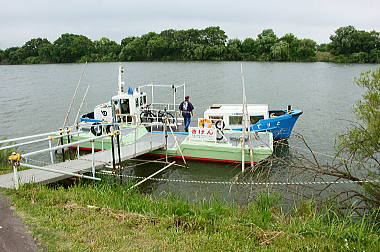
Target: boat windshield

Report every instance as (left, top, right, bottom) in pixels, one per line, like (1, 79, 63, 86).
(250, 116, 264, 124)
(229, 115, 243, 125)
(120, 99, 130, 114)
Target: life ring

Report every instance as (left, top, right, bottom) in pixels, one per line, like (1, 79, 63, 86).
(215, 120, 225, 130)
(198, 118, 213, 128)
(90, 123, 103, 136)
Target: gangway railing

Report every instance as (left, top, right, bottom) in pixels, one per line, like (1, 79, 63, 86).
(6, 129, 115, 189)
(0, 130, 83, 151)
(0, 130, 71, 145)
(3, 117, 182, 190)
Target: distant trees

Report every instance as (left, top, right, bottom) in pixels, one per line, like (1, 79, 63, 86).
(0, 26, 378, 64)
(323, 26, 380, 63)
(53, 33, 95, 63)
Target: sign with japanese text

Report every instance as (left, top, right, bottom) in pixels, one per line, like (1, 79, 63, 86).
(188, 127, 217, 142)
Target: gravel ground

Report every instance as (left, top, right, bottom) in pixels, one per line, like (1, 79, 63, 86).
(0, 192, 38, 252)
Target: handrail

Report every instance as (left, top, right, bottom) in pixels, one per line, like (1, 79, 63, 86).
(0, 131, 84, 151)
(0, 130, 64, 144)
(23, 134, 111, 158)
(20, 163, 101, 181)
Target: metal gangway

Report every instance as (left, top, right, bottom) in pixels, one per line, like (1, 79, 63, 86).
(0, 125, 167, 189)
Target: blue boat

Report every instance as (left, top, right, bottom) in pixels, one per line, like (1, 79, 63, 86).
(203, 104, 302, 140)
(249, 109, 303, 140)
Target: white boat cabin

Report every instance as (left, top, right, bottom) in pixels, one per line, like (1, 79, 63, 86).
(93, 91, 148, 123)
(92, 66, 148, 124)
(88, 65, 184, 126)
(204, 104, 269, 129)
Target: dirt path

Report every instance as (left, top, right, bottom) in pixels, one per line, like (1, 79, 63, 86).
(0, 193, 38, 252)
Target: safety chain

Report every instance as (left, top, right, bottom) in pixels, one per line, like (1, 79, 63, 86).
(96, 171, 380, 186)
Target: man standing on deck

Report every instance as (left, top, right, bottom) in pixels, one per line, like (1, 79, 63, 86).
(179, 96, 194, 132)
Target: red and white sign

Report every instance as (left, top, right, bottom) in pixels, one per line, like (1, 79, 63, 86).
(189, 127, 217, 142)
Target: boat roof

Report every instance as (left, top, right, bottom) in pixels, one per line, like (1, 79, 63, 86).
(205, 104, 269, 115)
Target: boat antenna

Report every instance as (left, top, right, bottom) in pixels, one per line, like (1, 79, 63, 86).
(73, 85, 90, 128)
(240, 63, 254, 172)
(62, 62, 87, 128)
(118, 64, 125, 94)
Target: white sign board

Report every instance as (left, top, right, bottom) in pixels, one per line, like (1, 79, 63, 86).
(188, 127, 217, 142)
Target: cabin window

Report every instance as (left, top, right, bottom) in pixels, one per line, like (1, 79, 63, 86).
(229, 116, 243, 125)
(135, 98, 139, 107)
(250, 116, 264, 124)
(120, 99, 130, 114)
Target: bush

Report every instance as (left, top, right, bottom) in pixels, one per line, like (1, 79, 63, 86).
(0, 138, 16, 167)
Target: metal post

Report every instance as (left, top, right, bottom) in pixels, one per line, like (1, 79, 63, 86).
(12, 164, 19, 190)
(101, 120, 105, 150)
(91, 140, 95, 177)
(8, 153, 21, 190)
(183, 83, 186, 101)
(164, 108, 168, 163)
(240, 64, 247, 173)
(167, 124, 187, 165)
(60, 130, 65, 162)
(77, 131, 80, 158)
(110, 134, 116, 172)
(67, 128, 71, 160)
(150, 124, 152, 150)
(134, 126, 137, 157)
(151, 84, 154, 106)
(173, 86, 176, 112)
(48, 138, 54, 164)
(116, 131, 122, 169)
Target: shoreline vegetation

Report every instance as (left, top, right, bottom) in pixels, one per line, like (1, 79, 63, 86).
(0, 26, 379, 65)
(2, 183, 379, 251)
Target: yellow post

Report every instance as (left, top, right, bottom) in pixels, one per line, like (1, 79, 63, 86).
(8, 152, 21, 190)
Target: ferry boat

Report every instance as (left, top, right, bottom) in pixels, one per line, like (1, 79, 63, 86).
(66, 65, 302, 163)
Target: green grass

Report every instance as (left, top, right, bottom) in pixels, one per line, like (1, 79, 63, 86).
(2, 181, 379, 251)
(0, 165, 13, 175)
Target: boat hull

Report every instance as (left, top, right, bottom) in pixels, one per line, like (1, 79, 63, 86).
(233, 109, 303, 140)
(150, 141, 272, 163)
(66, 125, 273, 164)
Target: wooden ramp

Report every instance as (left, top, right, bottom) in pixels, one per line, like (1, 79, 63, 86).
(0, 133, 165, 189)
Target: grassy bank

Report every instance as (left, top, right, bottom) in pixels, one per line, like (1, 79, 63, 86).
(0, 165, 12, 175)
(2, 182, 379, 251)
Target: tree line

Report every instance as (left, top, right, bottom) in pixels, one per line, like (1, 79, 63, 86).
(0, 26, 379, 64)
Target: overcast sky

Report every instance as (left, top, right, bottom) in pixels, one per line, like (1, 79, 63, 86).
(0, 0, 379, 49)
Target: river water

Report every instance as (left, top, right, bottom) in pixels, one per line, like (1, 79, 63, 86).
(0, 62, 378, 203)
